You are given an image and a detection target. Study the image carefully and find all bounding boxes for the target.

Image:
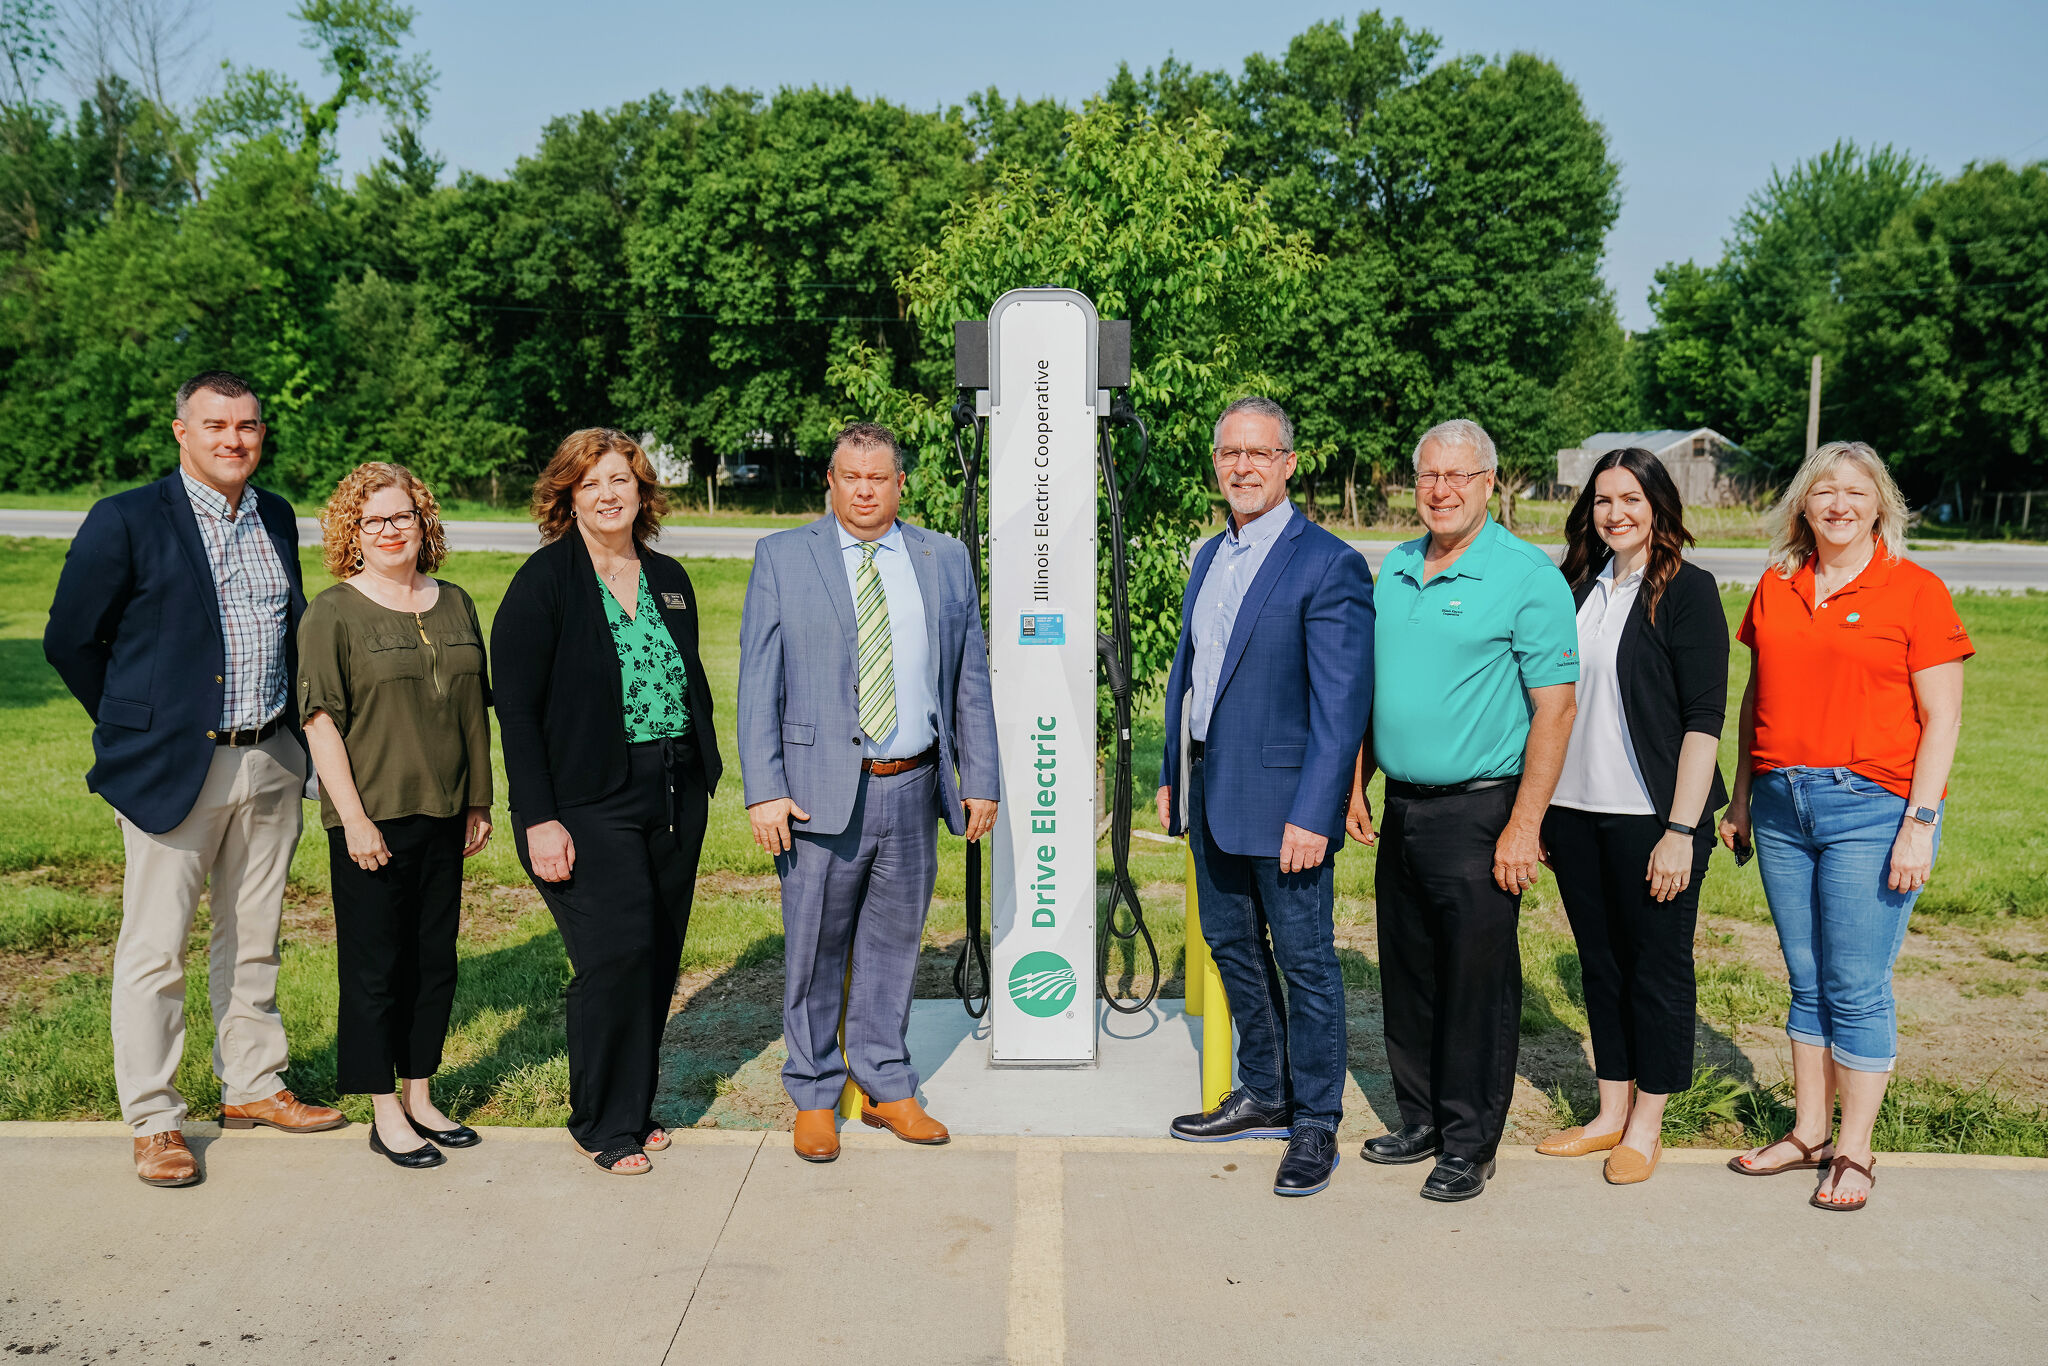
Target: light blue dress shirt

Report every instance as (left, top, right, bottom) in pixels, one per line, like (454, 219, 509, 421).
(1189, 500, 1295, 743)
(838, 519, 936, 760)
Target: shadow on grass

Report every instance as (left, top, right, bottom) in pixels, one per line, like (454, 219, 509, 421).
(0, 638, 68, 710)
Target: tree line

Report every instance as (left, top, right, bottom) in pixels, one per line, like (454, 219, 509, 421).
(0, 1, 2040, 511)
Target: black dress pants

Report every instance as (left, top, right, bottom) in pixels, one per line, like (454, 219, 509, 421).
(515, 739, 708, 1154)
(1375, 781, 1522, 1163)
(1541, 806, 1712, 1095)
(330, 812, 465, 1095)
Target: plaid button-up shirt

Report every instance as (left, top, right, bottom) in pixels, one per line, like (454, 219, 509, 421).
(181, 470, 290, 730)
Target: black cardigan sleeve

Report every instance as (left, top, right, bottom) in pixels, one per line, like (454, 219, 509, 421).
(1665, 564, 1730, 738)
(491, 553, 563, 826)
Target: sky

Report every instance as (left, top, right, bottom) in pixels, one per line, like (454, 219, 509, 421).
(190, 0, 2048, 331)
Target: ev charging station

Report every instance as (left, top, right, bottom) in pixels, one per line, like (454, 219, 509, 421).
(949, 287, 1152, 1071)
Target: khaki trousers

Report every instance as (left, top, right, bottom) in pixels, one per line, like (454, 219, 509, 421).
(112, 731, 306, 1136)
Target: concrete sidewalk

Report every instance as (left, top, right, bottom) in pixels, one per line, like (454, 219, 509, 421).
(4, 1124, 2043, 1365)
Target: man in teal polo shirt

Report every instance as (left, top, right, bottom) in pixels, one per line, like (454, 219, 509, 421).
(1347, 418, 1579, 1202)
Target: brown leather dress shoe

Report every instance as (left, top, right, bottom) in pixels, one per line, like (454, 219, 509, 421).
(220, 1089, 347, 1133)
(793, 1109, 840, 1163)
(860, 1096, 949, 1145)
(134, 1131, 200, 1187)
(1535, 1125, 1623, 1158)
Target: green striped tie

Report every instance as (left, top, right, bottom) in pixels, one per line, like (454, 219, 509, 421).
(855, 541, 897, 742)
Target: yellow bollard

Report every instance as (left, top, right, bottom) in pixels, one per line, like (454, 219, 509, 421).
(1183, 843, 1206, 1016)
(836, 960, 862, 1122)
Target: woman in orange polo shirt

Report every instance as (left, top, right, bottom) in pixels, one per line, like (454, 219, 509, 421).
(1719, 441, 1970, 1213)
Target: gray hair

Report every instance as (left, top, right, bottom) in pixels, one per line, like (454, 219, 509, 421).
(1212, 396, 1294, 451)
(1412, 418, 1498, 473)
(829, 420, 905, 474)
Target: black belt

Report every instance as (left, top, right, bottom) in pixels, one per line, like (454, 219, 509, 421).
(631, 735, 697, 843)
(213, 717, 283, 747)
(1385, 775, 1517, 799)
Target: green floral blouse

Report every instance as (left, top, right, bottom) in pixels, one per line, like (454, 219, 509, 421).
(598, 569, 692, 742)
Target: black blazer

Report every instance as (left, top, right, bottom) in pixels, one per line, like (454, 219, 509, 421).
(1570, 557, 1730, 822)
(44, 473, 307, 834)
(491, 531, 722, 827)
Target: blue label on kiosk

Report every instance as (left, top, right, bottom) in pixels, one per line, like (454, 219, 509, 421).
(1018, 613, 1064, 645)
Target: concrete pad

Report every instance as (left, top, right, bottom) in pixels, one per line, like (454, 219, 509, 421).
(1059, 1145, 2048, 1365)
(670, 1143, 1014, 1362)
(0, 1127, 762, 1365)
(910, 998, 1229, 1137)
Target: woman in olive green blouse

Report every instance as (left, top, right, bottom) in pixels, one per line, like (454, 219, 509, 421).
(300, 463, 493, 1170)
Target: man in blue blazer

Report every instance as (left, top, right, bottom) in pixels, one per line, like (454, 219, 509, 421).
(1157, 396, 1375, 1197)
(739, 422, 998, 1163)
(44, 371, 342, 1189)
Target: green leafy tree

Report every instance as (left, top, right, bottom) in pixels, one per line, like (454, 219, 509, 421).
(831, 103, 1320, 690)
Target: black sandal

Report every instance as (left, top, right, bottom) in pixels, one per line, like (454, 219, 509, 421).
(575, 1142, 650, 1175)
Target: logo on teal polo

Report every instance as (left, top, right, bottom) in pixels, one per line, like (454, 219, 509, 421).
(1008, 951, 1077, 1017)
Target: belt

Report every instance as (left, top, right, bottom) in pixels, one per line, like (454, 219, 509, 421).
(213, 717, 283, 747)
(862, 746, 935, 777)
(1385, 775, 1518, 799)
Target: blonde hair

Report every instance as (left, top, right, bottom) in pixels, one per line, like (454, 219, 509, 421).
(320, 462, 448, 579)
(1765, 440, 1909, 577)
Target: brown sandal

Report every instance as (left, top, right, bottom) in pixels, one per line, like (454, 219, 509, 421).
(1810, 1154, 1877, 1212)
(1727, 1131, 1830, 1176)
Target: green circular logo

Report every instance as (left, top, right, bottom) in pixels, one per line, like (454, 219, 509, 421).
(1008, 951, 1078, 1018)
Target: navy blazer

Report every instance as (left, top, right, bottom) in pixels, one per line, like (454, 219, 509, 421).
(44, 472, 308, 834)
(1160, 508, 1375, 859)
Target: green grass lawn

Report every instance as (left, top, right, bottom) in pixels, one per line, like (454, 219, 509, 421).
(3, 534, 2044, 1150)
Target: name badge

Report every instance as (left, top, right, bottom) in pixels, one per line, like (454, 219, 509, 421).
(660, 592, 689, 610)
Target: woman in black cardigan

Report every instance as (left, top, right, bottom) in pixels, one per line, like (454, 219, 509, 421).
(492, 429, 721, 1175)
(1535, 447, 1729, 1185)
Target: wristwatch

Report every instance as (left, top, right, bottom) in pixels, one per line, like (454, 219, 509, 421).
(1908, 806, 1939, 827)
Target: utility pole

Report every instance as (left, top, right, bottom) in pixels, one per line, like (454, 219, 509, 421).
(1806, 354, 1822, 458)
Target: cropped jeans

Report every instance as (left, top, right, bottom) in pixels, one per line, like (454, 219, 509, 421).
(1750, 766, 1940, 1074)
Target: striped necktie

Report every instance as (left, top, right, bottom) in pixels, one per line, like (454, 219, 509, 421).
(855, 541, 897, 742)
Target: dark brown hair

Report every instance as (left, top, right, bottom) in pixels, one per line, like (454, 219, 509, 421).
(176, 370, 261, 420)
(531, 428, 667, 545)
(1559, 447, 1695, 624)
(830, 420, 903, 473)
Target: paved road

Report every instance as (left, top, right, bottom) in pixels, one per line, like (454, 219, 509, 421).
(8, 507, 2048, 588)
(3, 1123, 2041, 1366)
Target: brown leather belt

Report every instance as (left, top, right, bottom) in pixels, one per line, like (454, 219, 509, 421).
(862, 746, 935, 777)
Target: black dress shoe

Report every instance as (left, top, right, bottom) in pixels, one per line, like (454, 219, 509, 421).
(1360, 1123, 1441, 1165)
(370, 1125, 445, 1169)
(1420, 1153, 1495, 1202)
(407, 1113, 480, 1149)
(1169, 1089, 1293, 1142)
(1273, 1127, 1339, 1197)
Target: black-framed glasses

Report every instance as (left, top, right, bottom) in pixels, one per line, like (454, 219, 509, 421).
(1415, 470, 1488, 490)
(359, 510, 419, 535)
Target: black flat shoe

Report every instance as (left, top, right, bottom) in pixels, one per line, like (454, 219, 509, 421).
(407, 1113, 480, 1149)
(1420, 1153, 1495, 1202)
(1273, 1127, 1339, 1197)
(1361, 1123, 1441, 1165)
(370, 1125, 445, 1169)
(1170, 1089, 1293, 1142)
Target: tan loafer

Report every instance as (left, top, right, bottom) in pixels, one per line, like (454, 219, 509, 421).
(220, 1088, 347, 1133)
(794, 1109, 841, 1163)
(860, 1096, 949, 1146)
(1536, 1125, 1622, 1158)
(1605, 1141, 1661, 1184)
(133, 1131, 200, 1187)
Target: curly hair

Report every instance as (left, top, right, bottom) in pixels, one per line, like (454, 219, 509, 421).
(531, 428, 667, 545)
(319, 462, 449, 580)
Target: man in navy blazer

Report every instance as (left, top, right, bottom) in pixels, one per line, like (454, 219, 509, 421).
(44, 371, 341, 1188)
(1156, 396, 1374, 1197)
(739, 422, 998, 1163)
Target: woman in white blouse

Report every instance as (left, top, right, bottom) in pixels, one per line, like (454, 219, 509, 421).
(1535, 447, 1730, 1184)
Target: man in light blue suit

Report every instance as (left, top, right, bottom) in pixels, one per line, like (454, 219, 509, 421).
(740, 422, 998, 1163)
(1156, 396, 1375, 1198)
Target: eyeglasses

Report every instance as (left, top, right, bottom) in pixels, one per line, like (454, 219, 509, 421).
(1415, 470, 1488, 490)
(1213, 446, 1291, 469)
(359, 510, 419, 535)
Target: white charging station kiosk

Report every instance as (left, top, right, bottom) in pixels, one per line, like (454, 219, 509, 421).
(964, 287, 1117, 1067)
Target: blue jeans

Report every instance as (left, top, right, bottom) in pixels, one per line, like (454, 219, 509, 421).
(1187, 757, 1346, 1131)
(1751, 767, 1940, 1074)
